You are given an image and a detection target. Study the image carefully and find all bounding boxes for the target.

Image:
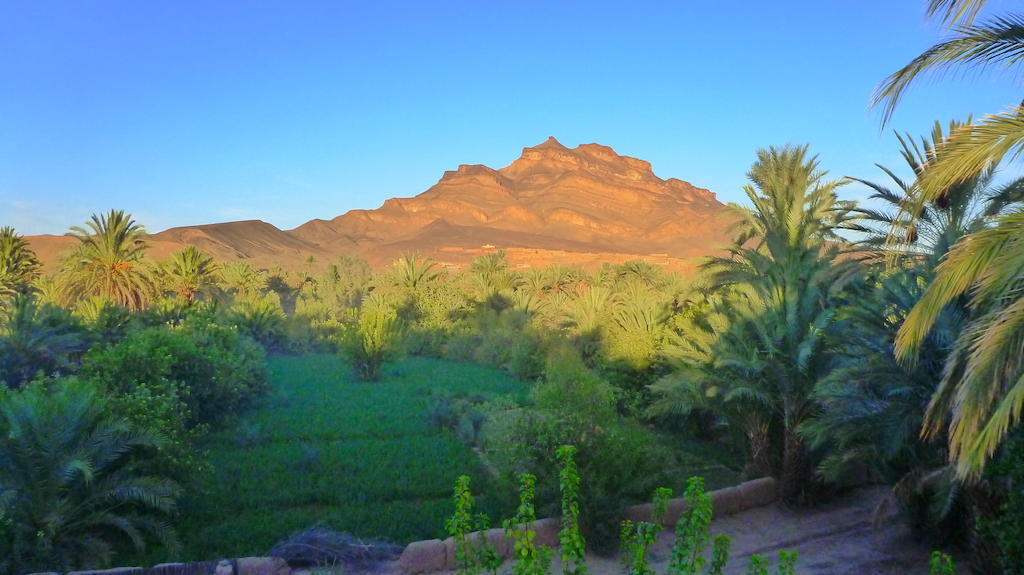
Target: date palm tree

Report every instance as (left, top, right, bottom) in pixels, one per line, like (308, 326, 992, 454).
(697, 145, 861, 501)
(0, 295, 87, 388)
(874, 0, 1024, 479)
(0, 227, 40, 300)
(160, 246, 220, 304)
(849, 119, 1024, 264)
(0, 380, 179, 573)
(391, 253, 439, 291)
(63, 210, 154, 311)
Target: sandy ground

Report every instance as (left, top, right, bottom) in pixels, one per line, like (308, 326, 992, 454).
(381, 486, 967, 575)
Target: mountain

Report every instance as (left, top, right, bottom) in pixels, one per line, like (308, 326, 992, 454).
(26, 138, 735, 272)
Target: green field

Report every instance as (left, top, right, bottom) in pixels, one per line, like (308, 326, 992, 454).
(174, 353, 742, 561)
(175, 354, 528, 559)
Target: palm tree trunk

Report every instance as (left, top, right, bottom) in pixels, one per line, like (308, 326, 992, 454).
(746, 417, 773, 479)
(780, 426, 810, 503)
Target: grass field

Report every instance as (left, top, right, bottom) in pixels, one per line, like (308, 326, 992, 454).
(175, 354, 528, 560)
(173, 353, 742, 561)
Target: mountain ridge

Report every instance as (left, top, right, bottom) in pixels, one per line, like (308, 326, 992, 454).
(26, 138, 735, 272)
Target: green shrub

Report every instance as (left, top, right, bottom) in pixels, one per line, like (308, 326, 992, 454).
(82, 322, 267, 428)
(339, 296, 403, 381)
(79, 321, 267, 476)
(486, 355, 668, 553)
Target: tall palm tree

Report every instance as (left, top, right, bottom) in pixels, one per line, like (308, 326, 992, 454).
(875, 0, 1024, 479)
(0, 380, 179, 572)
(897, 210, 1024, 479)
(391, 253, 440, 291)
(698, 145, 861, 501)
(849, 119, 1024, 264)
(0, 227, 41, 300)
(219, 260, 266, 299)
(160, 246, 220, 304)
(63, 210, 154, 311)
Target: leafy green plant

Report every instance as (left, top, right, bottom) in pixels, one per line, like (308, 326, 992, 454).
(928, 551, 955, 575)
(504, 473, 553, 575)
(668, 476, 713, 575)
(446, 475, 501, 575)
(745, 555, 769, 575)
(621, 487, 671, 575)
(709, 534, 731, 575)
(556, 445, 588, 575)
(776, 551, 798, 575)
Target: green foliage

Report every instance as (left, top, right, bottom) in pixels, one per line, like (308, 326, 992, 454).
(0, 294, 88, 388)
(488, 349, 669, 553)
(668, 477, 713, 575)
(556, 445, 588, 575)
(620, 487, 671, 575)
(340, 294, 403, 381)
(0, 379, 179, 573)
(63, 209, 155, 311)
(504, 474, 554, 575)
(982, 433, 1024, 573)
(0, 226, 40, 300)
(447, 475, 500, 575)
(159, 246, 220, 304)
(709, 534, 731, 575)
(928, 551, 955, 575)
(745, 555, 769, 575)
(81, 321, 267, 428)
(776, 551, 798, 575)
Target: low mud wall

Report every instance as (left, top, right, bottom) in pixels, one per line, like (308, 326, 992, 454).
(26, 557, 291, 575)
(398, 476, 778, 574)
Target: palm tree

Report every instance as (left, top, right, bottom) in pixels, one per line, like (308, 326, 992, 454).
(0, 295, 87, 388)
(63, 210, 154, 311)
(219, 260, 266, 299)
(897, 210, 1024, 479)
(0, 227, 40, 300)
(874, 0, 1024, 479)
(160, 246, 220, 304)
(0, 380, 179, 572)
(391, 253, 440, 291)
(848, 119, 1024, 263)
(696, 145, 861, 501)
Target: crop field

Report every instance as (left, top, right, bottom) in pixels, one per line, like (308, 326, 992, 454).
(175, 354, 528, 559)
(173, 353, 742, 560)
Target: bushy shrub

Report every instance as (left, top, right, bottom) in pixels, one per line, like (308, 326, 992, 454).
(229, 293, 288, 350)
(82, 321, 267, 427)
(485, 347, 669, 553)
(339, 295, 403, 381)
(79, 321, 267, 475)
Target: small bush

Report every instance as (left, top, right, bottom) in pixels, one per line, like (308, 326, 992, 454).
(340, 296, 403, 382)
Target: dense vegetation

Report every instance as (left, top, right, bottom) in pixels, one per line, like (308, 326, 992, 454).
(3, 1, 1024, 572)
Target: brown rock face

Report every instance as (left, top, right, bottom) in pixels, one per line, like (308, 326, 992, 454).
(289, 137, 733, 269)
(27, 138, 734, 272)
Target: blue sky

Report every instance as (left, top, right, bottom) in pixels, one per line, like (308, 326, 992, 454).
(1, 0, 1020, 235)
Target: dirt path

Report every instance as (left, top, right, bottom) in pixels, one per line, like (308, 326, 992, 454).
(386, 486, 967, 575)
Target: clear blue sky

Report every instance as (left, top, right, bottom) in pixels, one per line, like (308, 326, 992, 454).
(1, 0, 1020, 235)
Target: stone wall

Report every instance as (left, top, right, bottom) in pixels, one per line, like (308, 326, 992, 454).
(27, 557, 291, 575)
(398, 476, 778, 574)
